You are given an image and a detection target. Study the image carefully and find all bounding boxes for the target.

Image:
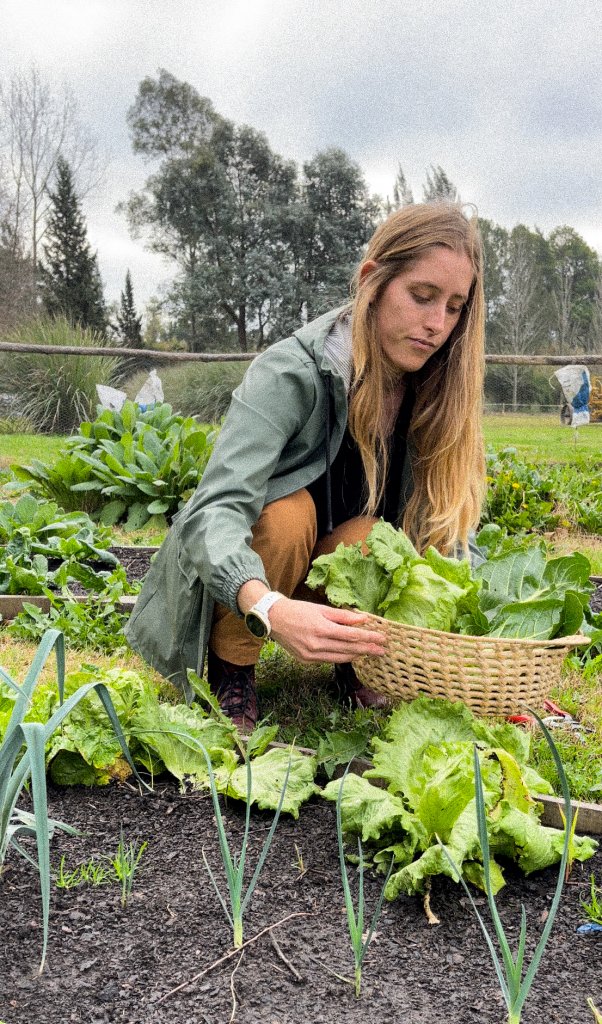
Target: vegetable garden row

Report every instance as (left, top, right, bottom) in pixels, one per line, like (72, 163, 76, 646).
(1, 401, 602, 1023)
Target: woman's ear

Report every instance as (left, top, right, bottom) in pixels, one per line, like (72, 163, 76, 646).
(359, 259, 378, 284)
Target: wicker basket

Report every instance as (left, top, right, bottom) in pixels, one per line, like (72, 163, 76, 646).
(352, 613, 588, 716)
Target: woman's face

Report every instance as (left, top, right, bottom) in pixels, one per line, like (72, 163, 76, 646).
(366, 246, 475, 375)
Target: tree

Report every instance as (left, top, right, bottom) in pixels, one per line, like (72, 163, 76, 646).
(591, 269, 602, 354)
(385, 164, 414, 213)
(0, 179, 36, 330)
(126, 67, 217, 159)
(0, 66, 100, 281)
(547, 226, 600, 352)
(40, 157, 107, 333)
(494, 228, 546, 410)
(124, 73, 299, 351)
(478, 218, 509, 347)
(422, 165, 459, 203)
(116, 269, 143, 346)
(291, 148, 381, 324)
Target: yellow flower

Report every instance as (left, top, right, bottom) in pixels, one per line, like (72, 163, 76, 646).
(511, 482, 520, 490)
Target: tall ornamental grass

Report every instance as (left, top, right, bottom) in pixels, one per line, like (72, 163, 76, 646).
(2, 317, 121, 434)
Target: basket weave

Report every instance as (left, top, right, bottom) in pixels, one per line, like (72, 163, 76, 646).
(352, 612, 588, 716)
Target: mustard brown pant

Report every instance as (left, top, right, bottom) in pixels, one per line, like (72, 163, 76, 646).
(209, 488, 377, 665)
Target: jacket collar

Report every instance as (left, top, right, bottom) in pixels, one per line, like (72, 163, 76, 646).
(293, 304, 351, 376)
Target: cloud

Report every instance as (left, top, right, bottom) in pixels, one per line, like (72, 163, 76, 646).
(1, 0, 600, 309)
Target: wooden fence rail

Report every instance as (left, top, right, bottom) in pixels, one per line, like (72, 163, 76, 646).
(1, 341, 602, 366)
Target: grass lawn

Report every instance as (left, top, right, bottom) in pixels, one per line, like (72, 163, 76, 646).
(483, 414, 602, 463)
(3, 414, 601, 468)
(0, 433, 66, 468)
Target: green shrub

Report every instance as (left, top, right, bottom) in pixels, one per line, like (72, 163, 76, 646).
(2, 317, 122, 434)
(124, 360, 248, 421)
(15, 401, 216, 530)
(484, 365, 558, 410)
(481, 447, 558, 533)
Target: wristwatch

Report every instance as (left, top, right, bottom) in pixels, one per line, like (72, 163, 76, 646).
(244, 591, 284, 639)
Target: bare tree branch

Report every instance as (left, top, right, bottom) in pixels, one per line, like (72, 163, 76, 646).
(0, 65, 103, 278)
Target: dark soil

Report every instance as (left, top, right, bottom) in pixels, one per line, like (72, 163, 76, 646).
(1, 781, 601, 1024)
(109, 546, 157, 584)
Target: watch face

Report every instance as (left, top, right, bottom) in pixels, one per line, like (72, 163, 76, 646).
(245, 611, 269, 639)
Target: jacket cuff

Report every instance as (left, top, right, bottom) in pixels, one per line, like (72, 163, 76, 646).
(216, 568, 270, 617)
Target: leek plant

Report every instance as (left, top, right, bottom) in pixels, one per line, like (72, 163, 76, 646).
(200, 742, 291, 948)
(141, 720, 291, 949)
(0, 628, 150, 970)
(440, 713, 573, 1024)
(336, 765, 394, 997)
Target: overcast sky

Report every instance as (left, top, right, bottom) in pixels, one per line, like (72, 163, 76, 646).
(2, 0, 601, 312)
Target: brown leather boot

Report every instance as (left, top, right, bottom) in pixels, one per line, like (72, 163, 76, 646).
(333, 662, 390, 710)
(207, 649, 258, 733)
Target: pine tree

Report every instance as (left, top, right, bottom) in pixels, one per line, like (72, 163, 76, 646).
(116, 269, 143, 345)
(422, 165, 459, 203)
(40, 156, 107, 333)
(392, 165, 414, 208)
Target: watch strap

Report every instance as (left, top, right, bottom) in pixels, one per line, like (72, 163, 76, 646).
(250, 591, 284, 618)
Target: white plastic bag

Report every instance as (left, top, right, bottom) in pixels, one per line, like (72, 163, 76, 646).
(134, 369, 164, 407)
(552, 365, 590, 426)
(95, 371, 164, 414)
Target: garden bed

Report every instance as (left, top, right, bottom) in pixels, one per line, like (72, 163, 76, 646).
(1, 780, 601, 1024)
(0, 546, 156, 619)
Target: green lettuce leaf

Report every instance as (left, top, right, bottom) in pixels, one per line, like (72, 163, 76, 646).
(212, 747, 319, 819)
(365, 518, 421, 572)
(130, 699, 235, 784)
(306, 540, 389, 613)
(334, 696, 596, 898)
(379, 562, 468, 631)
(322, 772, 422, 845)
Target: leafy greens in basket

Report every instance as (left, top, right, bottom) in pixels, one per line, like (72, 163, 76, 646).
(306, 521, 593, 640)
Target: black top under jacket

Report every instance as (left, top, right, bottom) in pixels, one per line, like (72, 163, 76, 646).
(307, 385, 416, 537)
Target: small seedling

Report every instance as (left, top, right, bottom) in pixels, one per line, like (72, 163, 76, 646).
(55, 854, 110, 889)
(292, 843, 307, 879)
(439, 711, 574, 1024)
(111, 827, 148, 907)
(336, 764, 394, 997)
(581, 874, 602, 926)
(588, 998, 602, 1022)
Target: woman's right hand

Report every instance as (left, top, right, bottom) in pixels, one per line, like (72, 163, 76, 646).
(267, 596, 387, 664)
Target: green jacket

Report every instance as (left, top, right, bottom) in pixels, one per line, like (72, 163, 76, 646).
(125, 306, 416, 698)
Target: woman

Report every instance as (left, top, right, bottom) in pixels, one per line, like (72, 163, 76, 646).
(125, 201, 486, 731)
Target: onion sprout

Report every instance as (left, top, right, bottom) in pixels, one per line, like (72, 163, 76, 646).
(336, 764, 394, 997)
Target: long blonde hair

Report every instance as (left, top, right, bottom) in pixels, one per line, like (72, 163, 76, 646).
(348, 202, 486, 555)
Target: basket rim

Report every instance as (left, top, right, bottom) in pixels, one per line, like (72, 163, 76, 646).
(358, 610, 589, 648)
